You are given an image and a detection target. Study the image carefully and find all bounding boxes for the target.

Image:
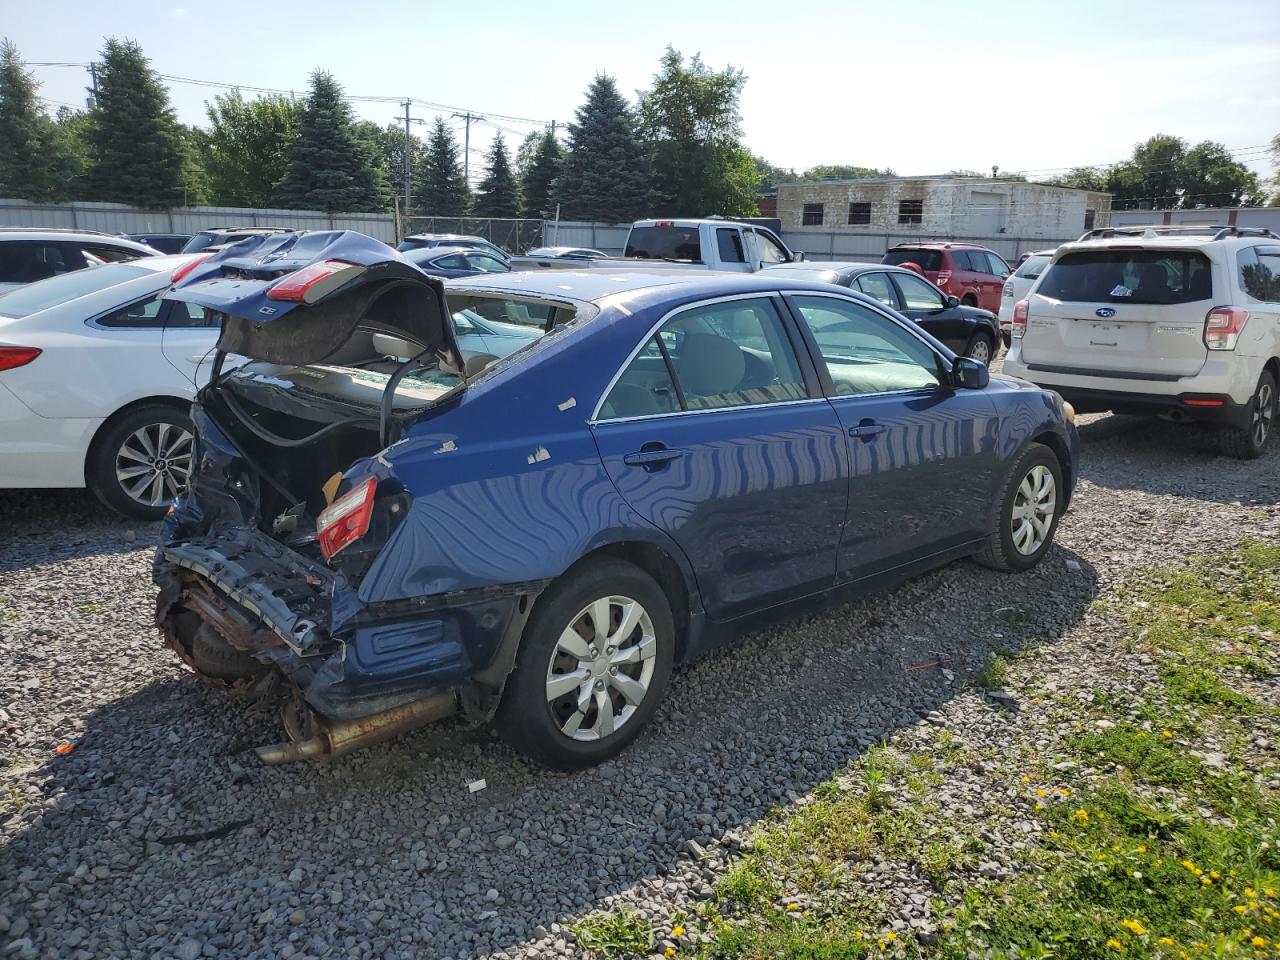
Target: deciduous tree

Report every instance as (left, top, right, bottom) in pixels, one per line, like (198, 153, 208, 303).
(204, 91, 300, 207)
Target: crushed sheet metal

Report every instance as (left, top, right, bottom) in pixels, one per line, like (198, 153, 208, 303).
(526, 446, 551, 464)
(557, 397, 576, 411)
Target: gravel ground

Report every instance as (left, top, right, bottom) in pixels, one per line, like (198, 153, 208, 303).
(2, 408, 1279, 960)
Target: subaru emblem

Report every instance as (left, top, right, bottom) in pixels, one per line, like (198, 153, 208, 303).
(1095, 307, 1116, 318)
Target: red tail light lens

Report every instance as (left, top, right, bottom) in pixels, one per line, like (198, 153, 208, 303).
(1012, 300, 1029, 339)
(936, 270, 952, 288)
(0, 347, 41, 372)
(1204, 306, 1249, 351)
(316, 477, 377, 562)
(171, 254, 212, 284)
(266, 260, 362, 304)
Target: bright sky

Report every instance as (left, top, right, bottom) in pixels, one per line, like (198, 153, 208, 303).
(7, 0, 1279, 184)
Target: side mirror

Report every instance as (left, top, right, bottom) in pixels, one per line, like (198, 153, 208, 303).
(791, 251, 805, 262)
(953, 356, 990, 389)
(945, 294, 960, 308)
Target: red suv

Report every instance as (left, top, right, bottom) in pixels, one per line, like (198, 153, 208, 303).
(882, 243, 1011, 315)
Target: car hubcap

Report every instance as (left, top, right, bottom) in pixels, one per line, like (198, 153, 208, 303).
(969, 339, 991, 364)
(1253, 382, 1274, 447)
(1010, 464, 1055, 556)
(545, 595, 656, 742)
(115, 422, 193, 507)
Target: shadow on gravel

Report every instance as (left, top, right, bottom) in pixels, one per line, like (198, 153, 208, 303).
(0, 489, 158, 572)
(1074, 414, 1280, 506)
(1, 543, 1101, 958)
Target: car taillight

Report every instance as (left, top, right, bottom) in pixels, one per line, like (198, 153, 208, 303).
(1204, 306, 1249, 351)
(0, 347, 41, 372)
(1002, 281, 1014, 297)
(171, 254, 212, 284)
(316, 477, 378, 563)
(936, 270, 951, 288)
(1012, 300, 1029, 339)
(266, 259, 364, 304)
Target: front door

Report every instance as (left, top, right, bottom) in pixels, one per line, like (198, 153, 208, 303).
(591, 295, 848, 620)
(886, 270, 972, 354)
(783, 293, 999, 583)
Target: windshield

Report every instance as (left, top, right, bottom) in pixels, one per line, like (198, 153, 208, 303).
(1015, 255, 1052, 280)
(0, 263, 153, 317)
(624, 226, 702, 262)
(1037, 250, 1213, 305)
(883, 249, 943, 271)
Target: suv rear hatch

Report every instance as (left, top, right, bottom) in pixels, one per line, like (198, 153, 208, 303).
(1023, 247, 1213, 378)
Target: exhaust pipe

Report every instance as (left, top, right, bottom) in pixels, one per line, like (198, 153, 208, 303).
(255, 693, 457, 764)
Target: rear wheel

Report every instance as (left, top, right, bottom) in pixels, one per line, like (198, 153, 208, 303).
(87, 404, 193, 520)
(1219, 370, 1275, 460)
(975, 443, 1064, 573)
(496, 558, 674, 769)
(961, 294, 978, 307)
(964, 332, 995, 365)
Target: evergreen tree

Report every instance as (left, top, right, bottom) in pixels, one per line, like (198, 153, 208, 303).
(417, 117, 471, 216)
(556, 75, 649, 223)
(0, 39, 81, 201)
(520, 131, 564, 218)
(514, 130, 542, 182)
(85, 39, 189, 208)
(472, 132, 520, 218)
(638, 47, 760, 218)
(204, 90, 301, 207)
(272, 71, 387, 213)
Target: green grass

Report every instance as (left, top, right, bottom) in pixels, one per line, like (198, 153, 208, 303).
(971, 654, 1009, 691)
(572, 906, 653, 957)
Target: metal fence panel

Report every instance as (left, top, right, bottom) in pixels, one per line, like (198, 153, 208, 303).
(781, 230, 1081, 264)
(402, 216, 543, 254)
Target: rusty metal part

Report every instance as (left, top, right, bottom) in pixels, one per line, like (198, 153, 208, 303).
(181, 578, 285, 653)
(254, 692, 457, 764)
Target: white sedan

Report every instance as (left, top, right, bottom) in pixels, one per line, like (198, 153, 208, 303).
(0, 255, 219, 518)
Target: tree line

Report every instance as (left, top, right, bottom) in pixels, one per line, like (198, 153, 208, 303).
(0, 38, 768, 222)
(1, 37, 1274, 222)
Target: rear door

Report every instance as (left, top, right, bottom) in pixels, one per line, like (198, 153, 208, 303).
(591, 294, 848, 620)
(981, 252, 1011, 313)
(784, 293, 999, 582)
(1023, 248, 1213, 378)
(160, 299, 222, 385)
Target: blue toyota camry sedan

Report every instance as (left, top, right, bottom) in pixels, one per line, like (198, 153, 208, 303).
(154, 231, 1078, 769)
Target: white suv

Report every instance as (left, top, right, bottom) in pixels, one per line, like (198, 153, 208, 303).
(1003, 225, 1280, 458)
(0, 228, 158, 293)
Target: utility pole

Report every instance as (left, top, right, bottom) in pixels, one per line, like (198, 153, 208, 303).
(451, 111, 479, 183)
(86, 63, 98, 108)
(401, 99, 413, 216)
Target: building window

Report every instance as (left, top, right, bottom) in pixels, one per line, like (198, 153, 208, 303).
(802, 203, 824, 226)
(898, 199, 923, 225)
(848, 202, 871, 226)
(1084, 209, 1096, 231)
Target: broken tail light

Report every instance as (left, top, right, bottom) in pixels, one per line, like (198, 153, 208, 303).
(1012, 300, 1028, 340)
(266, 260, 363, 304)
(0, 347, 41, 372)
(316, 477, 378, 563)
(1204, 306, 1249, 351)
(171, 254, 213, 285)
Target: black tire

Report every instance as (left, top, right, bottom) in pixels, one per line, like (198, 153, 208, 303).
(496, 557, 675, 770)
(191, 623, 265, 681)
(1219, 370, 1275, 460)
(87, 403, 193, 520)
(975, 442, 1064, 573)
(964, 332, 996, 365)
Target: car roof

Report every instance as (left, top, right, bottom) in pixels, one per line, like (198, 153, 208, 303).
(889, 241, 993, 251)
(409, 246, 475, 259)
(0, 229, 158, 251)
(447, 269, 860, 305)
(406, 233, 486, 241)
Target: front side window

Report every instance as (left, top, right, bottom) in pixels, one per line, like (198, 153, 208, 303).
(1239, 245, 1280, 303)
(853, 273, 900, 309)
(893, 272, 946, 311)
(802, 203, 824, 226)
(716, 228, 746, 263)
(985, 252, 1011, 277)
(1038, 250, 1214, 304)
(898, 199, 923, 225)
(464, 253, 508, 273)
(791, 295, 942, 397)
(755, 230, 790, 264)
(599, 297, 807, 419)
(97, 296, 164, 329)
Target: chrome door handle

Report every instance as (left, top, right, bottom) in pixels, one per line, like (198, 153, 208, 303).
(623, 448, 682, 467)
(849, 422, 887, 441)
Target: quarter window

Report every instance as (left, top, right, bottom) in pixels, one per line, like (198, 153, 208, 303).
(848, 202, 872, 225)
(598, 298, 807, 419)
(898, 199, 924, 225)
(791, 295, 942, 397)
(97, 296, 165, 329)
(1239, 245, 1280, 303)
(802, 203, 824, 226)
(853, 273, 900, 309)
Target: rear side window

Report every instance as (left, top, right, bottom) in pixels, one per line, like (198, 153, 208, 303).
(432, 254, 469, 270)
(82, 243, 143, 264)
(464, 253, 508, 274)
(597, 338, 682, 420)
(1038, 250, 1214, 305)
(1015, 255, 1052, 280)
(883, 249, 942, 272)
(0, 241, 74, 284)
(0, 262, 151, 316)
(624, 226, 702, 262)
(181, 232, 221, 253)
(1239, 246, 1280, 303)
(97, 296, 164, 328)
(716, 228, 746, 263)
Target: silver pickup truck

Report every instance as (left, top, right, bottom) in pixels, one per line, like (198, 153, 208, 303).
(510, 218, 803, 273)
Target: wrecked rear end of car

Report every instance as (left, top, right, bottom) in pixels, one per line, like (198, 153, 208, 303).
(152, 231, 566, 762)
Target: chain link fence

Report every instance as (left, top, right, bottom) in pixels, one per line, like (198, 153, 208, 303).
(401, 217, 544, 254)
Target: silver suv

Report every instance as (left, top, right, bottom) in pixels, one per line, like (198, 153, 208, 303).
(1003, 225, 1280, 458)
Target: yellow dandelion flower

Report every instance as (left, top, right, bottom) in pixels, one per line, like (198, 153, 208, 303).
(1036, 788, 1047, 798)
(672, 925, 685, 937)
(1158, 937, 1175, 946)
(885, 932, 897, 942)
(1074, 809, 1089, 823)
(1035, 801, 1046, 811)
(1162, 730, 1174, 738)
(663, 949, 675, 959)
(1250, 936, 1267, 948)
(1137, 845, 1147, 854)
(1123, 918, 1149, 936)
(802, 911, 810, 918)
(1265, 888, 1277, 897)
(1059, 787, 1071, 797)
(1107, 940, 1124, 951)
(1246, 888, 1257, 899)
(1181, 860, 1197, 873)
(1201, 876, 1213, 886)
(1236, 905, 1250, 914)
(1210, 871, 1221, 880)
(786, 902, 798, 912)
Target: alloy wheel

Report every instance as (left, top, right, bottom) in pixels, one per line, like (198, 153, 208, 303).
(1253, 380, 1274, 447)
(114, 421, 193, 508)
(968, 338, 992, 365)
(545, 595, 657, 741)
(1010, 464, 1056, 556)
